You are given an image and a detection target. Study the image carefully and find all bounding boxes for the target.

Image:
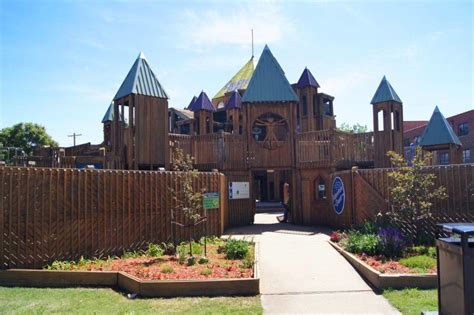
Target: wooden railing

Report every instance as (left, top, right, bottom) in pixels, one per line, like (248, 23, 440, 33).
(296, 130, 374, 168)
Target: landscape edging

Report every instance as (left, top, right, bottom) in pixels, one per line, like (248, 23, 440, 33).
(329, 241, 437, 290)
(0, 244, 260, 297)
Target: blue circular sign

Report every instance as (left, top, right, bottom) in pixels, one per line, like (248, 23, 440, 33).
(332, 176, 345, 215)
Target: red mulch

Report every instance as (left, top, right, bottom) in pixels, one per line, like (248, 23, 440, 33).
(356, 254, 437, 274)
(69, 244, 253, 281)
(86, 256, 253, 280)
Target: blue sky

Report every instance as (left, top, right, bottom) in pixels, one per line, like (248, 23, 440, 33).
(1, 0, 472, 146)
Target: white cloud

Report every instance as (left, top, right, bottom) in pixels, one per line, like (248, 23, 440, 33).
(177, 2, 294, 49)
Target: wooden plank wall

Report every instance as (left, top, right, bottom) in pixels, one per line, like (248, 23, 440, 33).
(329, 164, 474, 238)
(0, 167, 225, 269)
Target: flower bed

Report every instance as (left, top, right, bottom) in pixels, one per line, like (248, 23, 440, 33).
(0, 237, 260, 297)
(44, 238, 254, 281)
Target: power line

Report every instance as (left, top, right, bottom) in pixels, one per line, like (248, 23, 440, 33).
(68, 132, 82, 147)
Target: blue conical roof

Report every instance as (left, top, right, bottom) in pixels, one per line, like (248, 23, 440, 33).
(419, 106, 462, 147)
(188, 91, 216, 112)
(114, 52, 168, 101)
(242, 45, 298, 103)
(225, 90, 242, 109)
(296, 67, 320, 89)
(186, 96, 197, 110)
(371, 76, 402, 104)
(101, 102, 123, 123)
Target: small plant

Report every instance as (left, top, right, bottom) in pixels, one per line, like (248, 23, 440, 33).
(145, 243, 164, 258)
(330, 231, 341, 242)
(378, 227, 405, 258)
(178, 241, 202, 257)
(240, 256, 254, 269)
(161, 242, 176, 255)
(357, 221, 378, 235)
(161, 265, 174, 274)
(122, 250, 143, 259)
(405, 246, 436, 258)
(399, 255, 436, 272)
(198, 256, 209, 264)
(178, 252, 186, 265)
(224, 239, 250, 260)
(200, 268, 212, 276)
(341, 231, 382, 256)
(187, 256, 196, 266)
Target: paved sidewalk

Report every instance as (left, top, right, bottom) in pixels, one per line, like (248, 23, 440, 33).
(225, 213, 400, 315)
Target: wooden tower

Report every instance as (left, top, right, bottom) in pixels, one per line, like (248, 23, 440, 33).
(188, 91, 215, 135)
(371, 76, 404, 168)
(111, 52, 169, 170)
(225, 90, 243, 134)
(294, 68, 320, 131)
(419, 106, 463, 164)
(101, 102, 114, 149)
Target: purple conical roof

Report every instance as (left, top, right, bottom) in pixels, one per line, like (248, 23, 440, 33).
(225, 90, 242, 109)
(296, 67, 320, 89)
(188, 91, 216, 112)
(186, 96, 197, 110)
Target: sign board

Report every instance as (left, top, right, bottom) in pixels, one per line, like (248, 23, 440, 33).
(332, 177, 345, 215)
(228, 182, 250, 199)
(203, 192, 219, 210)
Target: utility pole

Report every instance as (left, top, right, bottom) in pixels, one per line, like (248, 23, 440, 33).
(251, 28, 254, 58)
(68, 132, 82, 147)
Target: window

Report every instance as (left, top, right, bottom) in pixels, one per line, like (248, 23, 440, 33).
(463, 149, 471, 163)
(313, 94, 318, 116)
(439, 152, 449, 165)
(378, 110, 385, 131)
(302, 95, 308, 116)
(458, 122, 469, 136)
(315, 177, 326, 200)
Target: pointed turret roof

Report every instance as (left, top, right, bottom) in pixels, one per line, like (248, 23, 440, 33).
(296, 67, 320, 89)
(419, 106, 462, 147)
(213, 57, 255, 100)
(371, 76, 402, 104)
(113, 52, 168, 101)
(186, 96, 197, 110)
(101, 102, 123, 123)
(242, 45, 298, 103)
(188, 91, 216, 112)
(225, 90, 242, 109)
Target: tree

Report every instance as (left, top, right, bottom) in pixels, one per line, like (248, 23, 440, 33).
(386, 147, 447, 244)
(338, 123, 368, 133)
(169, 146, 206, 262)
(0, 123, 58, 155)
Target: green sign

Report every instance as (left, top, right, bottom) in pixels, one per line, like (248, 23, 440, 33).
(203, 192, 219, 210)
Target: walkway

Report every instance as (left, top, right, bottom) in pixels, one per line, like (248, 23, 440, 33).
(225, 212, 400, 314)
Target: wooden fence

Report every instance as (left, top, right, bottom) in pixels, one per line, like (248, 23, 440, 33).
(0, 167, 226, 269)
(330, 164, 474, 239)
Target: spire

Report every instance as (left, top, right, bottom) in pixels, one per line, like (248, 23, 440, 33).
(419, 106, 462, 147)
(189, 91, 216, 112)
(101, 101, 122, 123)
(186, 96, 197, 110)
(296, 67, 320, 89)
(225, 90, 242, 110)
(213, 57, 255, 100)
(242, 45, 298, 103)
(370, 76, 402, 104)
(113, 52, 168, 101)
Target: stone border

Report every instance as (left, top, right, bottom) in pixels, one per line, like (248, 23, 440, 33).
(0, 243, 260, 297)
(329, 241, 437, 290)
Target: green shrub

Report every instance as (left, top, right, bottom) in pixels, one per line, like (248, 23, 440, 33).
(405, 246, 436, 258)
(177, 241, 202, 256)
(200, 268, 212, 276)
(160, 242, 176, 255)
(122, 250, 142, 259)
(341, 231, 382, 256)
(399, 255, 436, 272)
(357, 221, 378, 235)
(187, 256, 196, 266)
(240, 256, 254, 269)
(161, 265, 174, 274)
(145, 243, 164, 257)
(224, 239, 250, 260)
(198, 256, 209, 264)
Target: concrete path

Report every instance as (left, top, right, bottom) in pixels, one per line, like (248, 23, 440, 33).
(225, 213, 400, 315)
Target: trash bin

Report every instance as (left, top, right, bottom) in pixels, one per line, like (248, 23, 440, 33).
(436, 223, 474, 315)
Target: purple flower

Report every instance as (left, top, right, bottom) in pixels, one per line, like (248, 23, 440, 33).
(378, 227, 405, 258)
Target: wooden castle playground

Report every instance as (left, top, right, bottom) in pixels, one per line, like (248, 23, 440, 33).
(3, 46, 473, 269)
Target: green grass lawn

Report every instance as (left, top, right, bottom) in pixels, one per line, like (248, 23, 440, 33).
(383, 288, 437, 315)
(0, 287, 262, 314)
